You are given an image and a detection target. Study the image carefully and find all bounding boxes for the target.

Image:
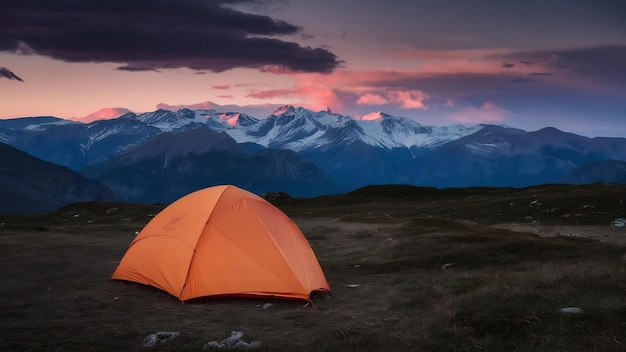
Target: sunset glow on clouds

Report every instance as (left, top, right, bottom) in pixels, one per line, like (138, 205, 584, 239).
(356, 93, 388, 106)
(357, 90, 429, 110)
(1, 0, 626, 136)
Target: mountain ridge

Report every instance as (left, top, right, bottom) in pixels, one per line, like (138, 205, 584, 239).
(2, 105, 625, 207)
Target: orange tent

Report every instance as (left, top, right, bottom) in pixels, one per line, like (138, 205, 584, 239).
(112, 185, 330, 301)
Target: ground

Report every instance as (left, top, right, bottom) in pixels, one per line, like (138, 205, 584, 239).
(1, 183, 625, 351)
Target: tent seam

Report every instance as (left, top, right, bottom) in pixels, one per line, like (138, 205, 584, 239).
(178, 185, 231, 300)
(252, 199, 309, 295)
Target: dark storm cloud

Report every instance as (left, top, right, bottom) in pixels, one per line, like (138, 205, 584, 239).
(0, 0, 340, 73)
(553, 46, 626, 76)
(0, 67, 23, 81)
(498, 46, 626, 82)
(501, 62, 515, 68)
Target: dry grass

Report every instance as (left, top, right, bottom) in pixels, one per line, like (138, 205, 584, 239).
(1, 184, 625, 351)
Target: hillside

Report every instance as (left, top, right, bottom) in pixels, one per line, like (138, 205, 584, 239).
(1, 183, 624, 351)
(0, 142, 119, 214)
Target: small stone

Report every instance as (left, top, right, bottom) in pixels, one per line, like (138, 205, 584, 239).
(560, 307, 584, 314)
(203, 341, 221, 349)
(143, 331, 179, 348)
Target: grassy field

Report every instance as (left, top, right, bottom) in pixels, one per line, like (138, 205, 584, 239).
(1, 183, 625, 351)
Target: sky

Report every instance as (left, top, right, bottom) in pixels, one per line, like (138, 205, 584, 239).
(1, 0, 625, 137)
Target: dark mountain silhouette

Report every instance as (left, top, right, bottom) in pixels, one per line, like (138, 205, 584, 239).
(562, 160, 626, 184)
(0, 142, 119, 215)
(80, 128, 335, 204)
(403, 126, 626, 188)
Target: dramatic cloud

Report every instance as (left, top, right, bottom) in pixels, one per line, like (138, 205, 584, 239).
(386, 90, 429, 109)
(0, 67, 23, 82)
(495, 46, 626, 83)
(356, 93, 388, 105)
(223, 43, 626, 125)
(246, 85, 341, 111)
(247, 88, 296, 99)
(0, 0, 340, 73)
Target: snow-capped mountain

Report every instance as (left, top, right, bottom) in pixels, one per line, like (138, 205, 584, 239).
(231, 106, 482, 151)
(4, 104, 626, 207)
(127, 108, 259, 132)
(0, 116, 77, 144)
(2, 116, 161, 170)
(128, 105, 481, 152)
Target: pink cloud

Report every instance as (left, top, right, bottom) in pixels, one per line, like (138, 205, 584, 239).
(482, 102, 497, 110)
(356, 88, 430, 109)
(247, 89, 296, 99)
(157, 101, 222, 110)
(218, 95, 234, 99)
(356, 93, 388, 105)
(212, 84, 230, 90)
(394, 48, 560, 77)
(386, 90, 429, 109)
(296, 86, 343, 111)
(250, 46, 576, 116)
(246, 84, 342, 112)
(448, 102, 509, 123)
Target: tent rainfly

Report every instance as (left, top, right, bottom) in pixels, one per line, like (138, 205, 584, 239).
(112, 185, 330, 301)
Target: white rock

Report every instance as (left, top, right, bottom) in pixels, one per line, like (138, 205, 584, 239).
(559, 307, 584, 314)
(203, 331, 261, 350)
(143, 331, 179, 347)
(611, 218, 626, 227)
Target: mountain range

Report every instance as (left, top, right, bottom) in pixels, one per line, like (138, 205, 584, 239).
(1, 105, 626, 214)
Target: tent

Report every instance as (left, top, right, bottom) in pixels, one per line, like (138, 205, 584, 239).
(112, 185, 330, 301)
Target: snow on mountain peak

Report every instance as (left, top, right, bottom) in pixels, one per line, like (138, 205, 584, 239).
(102, 105, 482, 152)
(356, 112, 387, 121)
(272, 105, 296, 116)
(219, 112, 241, 127)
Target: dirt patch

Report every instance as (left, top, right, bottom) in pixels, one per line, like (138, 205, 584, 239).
(493, 223, 626, 244)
